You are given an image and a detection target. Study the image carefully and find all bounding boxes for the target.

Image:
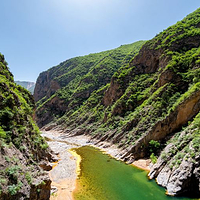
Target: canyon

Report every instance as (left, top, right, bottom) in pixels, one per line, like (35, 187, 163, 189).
(1, 7, 200, 200)
(34, 8, 200, 197)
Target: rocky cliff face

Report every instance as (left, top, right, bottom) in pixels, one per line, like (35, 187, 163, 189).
(34, 8, 200, 197)
(0, 53, 52, 199)
(149, 113, 200, 197)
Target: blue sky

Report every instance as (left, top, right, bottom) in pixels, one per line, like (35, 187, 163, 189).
(1, 0, 200, 82)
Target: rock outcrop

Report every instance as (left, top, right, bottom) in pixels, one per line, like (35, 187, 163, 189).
(34, 71, 61, 102)
(149, 126, 200, 197)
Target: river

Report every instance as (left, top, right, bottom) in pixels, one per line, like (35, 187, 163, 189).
(43, 131, 198, 200)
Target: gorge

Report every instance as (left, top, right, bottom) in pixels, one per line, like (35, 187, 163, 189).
(44, 130, 198, 200)
(34, 7, 200, 198)
(1, 6, 200, 200)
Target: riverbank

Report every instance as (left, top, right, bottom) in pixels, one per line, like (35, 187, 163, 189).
(42, 130, 90, 200)
(42, 130, 151, 199)
(132, 159, 151, 171)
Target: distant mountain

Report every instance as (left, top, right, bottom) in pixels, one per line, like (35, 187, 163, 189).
(15, 81, 35, 94)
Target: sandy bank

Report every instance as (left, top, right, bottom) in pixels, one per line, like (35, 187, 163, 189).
(132, 159, 151, 171)
(42, 131, 90, 200)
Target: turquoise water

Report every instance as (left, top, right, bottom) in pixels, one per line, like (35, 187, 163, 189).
(72, 146, 197, 200)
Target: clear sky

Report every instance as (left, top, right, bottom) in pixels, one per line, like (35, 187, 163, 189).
(1, 0, 200, 82)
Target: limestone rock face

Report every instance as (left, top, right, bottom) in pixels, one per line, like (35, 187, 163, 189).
(34, 71, 61, 102)
(149, 127, 200, 197)
(166, 159, 194, 195)
(102, 79, 122, 107)
(149, 144, 200, 196)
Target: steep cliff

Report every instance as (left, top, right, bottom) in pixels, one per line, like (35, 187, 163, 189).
(35, 7, 200, 196)
(0, 53, 52, 199)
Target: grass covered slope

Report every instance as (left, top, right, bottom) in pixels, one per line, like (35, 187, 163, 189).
(34, 41, 145, 127)
(35, 7, 200, 196)
(0, 53, 51, 200)
(58, 8, 200, 147)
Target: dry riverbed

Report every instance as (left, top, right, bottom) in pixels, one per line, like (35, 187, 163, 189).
(42, 130, 150, 199)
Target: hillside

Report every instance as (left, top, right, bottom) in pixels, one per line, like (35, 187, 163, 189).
(34, 41, 145, 127)
(34, 8, 200, 196)
(15, 81, 35, 94)
(0, 53, 52, 199)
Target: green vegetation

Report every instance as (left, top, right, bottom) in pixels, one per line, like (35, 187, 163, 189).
(8, 182, 23, 196)
(25, 172, 32, 184)
(0, 53, 49, 198)
(35, 41, 146, 126)
(0, 126, 6, 139)
(35, 8, 200, 172)
(56, 7, 200, 158)
(149, 140, 160, 154)
(150, 153, 157, 164)
(147, 7, 200, 51)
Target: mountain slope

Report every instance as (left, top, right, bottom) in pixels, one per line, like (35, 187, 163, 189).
(35, 7, 200, 196)
(15, 81, 35, 94)
(0, 53, 52, 199)
(34, 41, 145, 127)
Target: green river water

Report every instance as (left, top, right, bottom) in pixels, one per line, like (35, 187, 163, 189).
(72, 146, 198, 200)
